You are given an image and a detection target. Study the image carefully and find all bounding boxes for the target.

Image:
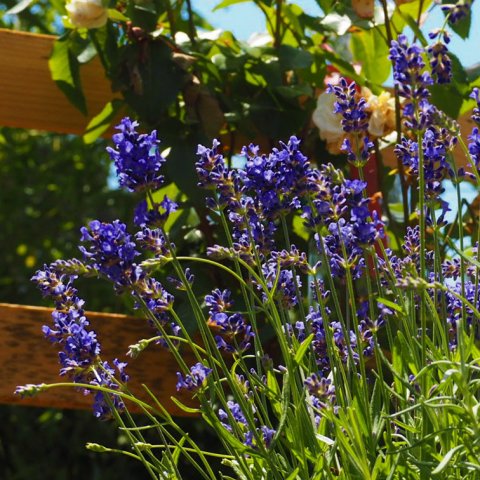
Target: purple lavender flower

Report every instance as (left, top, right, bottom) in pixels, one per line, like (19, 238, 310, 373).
(441, 0, 473, 25)
(241, 136, 311, 219)
(176, 362, 212, 391)
(218, 400, 276, 449)
(134, 196, 178, 228)
(396, 127, 455, 201)
(428, 41, 452, 84)
(79, 220, 139, 289)
(207, 311, 254, 353)
(327, 79, 369, 133)
(443, 279, 480, 349)
(304, 373, 336, 425)
(135, 227, 171, 259)
(31, 265, 127, 418)
(304, 165, 382, 280)
(107, 117, 166, 192)
(471, 88, 480, 125)
(468, 127, 480, 173)
(389, 35, 432, 100)
(390, 35, 435, 130)
(205, 288, 233, 314)
(262, 260, 302, 308)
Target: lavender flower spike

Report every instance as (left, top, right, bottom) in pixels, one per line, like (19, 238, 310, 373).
(107, 117, 166, 192)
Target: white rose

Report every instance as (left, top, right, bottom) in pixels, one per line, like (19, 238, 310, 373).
(312, 91, 344, 153)
(66, 0, 108, 29)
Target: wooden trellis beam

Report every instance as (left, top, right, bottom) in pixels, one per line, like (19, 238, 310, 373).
(0, 28, 117, 135)
(0, 303, 197, 415)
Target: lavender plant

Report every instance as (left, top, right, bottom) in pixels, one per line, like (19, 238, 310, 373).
(17, 32, 480, 480)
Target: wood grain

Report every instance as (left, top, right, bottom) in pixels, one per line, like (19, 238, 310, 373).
(0, 29, 118, 136)
(0, 303, 198, 416)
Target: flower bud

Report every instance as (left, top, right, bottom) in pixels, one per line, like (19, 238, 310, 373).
(66, 0, 108, 29)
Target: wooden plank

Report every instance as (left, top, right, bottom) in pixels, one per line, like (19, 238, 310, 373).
(0, 303, 198, 416)
(0, 29, 117, 135)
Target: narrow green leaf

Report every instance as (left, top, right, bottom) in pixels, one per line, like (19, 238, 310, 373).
(83, 99, 125, 144)
(315, 433, 335, 446)
(400, 12, 428, 47)
(294, 333, 314, 365)
(171, 436, 187, 465)
(170, 396, 201, 414)
(271, 371, 290, 448)
(432, 445, 463, 475)
(6, 0, 35, 15)
(285, 467, 300, 480)
(376, 297, 404, 314)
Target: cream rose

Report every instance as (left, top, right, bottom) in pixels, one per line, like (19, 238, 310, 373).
(312, 91, 344, 153)
(361, 87, 396, 139)
(66, 0, 108, 29)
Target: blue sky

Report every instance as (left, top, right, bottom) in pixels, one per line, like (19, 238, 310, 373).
(194, 0, 480, 69)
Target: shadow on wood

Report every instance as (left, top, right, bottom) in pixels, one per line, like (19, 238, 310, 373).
(0, 303, 197, 416)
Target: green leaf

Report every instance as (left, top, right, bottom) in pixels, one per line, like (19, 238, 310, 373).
(83, 99, 125, 144)
(277, 45, 313, 70)
(77, 42, 97, 64)
(351, 27, 391, 86)
(313, 0, 334, 14)
(49, 34, 87, 115)
(430, 83, 464, 118)
(274, 84, 313, 99)
(432, 445, 464, 475)
(107, 8, 129, 22)
(294, 333, 314, 365)
(285, 467, 300, 480)
(6, 0, 35, 14)
(315, 433, 335, 446)
(444, 5, 471, 39)
(293, 214, 309, 241)
(376, 297, 404, 314)
(120, 40, 188, 123)
(213, 0, 250, 11)
(170, 396, 201, 414)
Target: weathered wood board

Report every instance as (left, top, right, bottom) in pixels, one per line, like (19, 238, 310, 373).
(0, 303, 197, 415)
